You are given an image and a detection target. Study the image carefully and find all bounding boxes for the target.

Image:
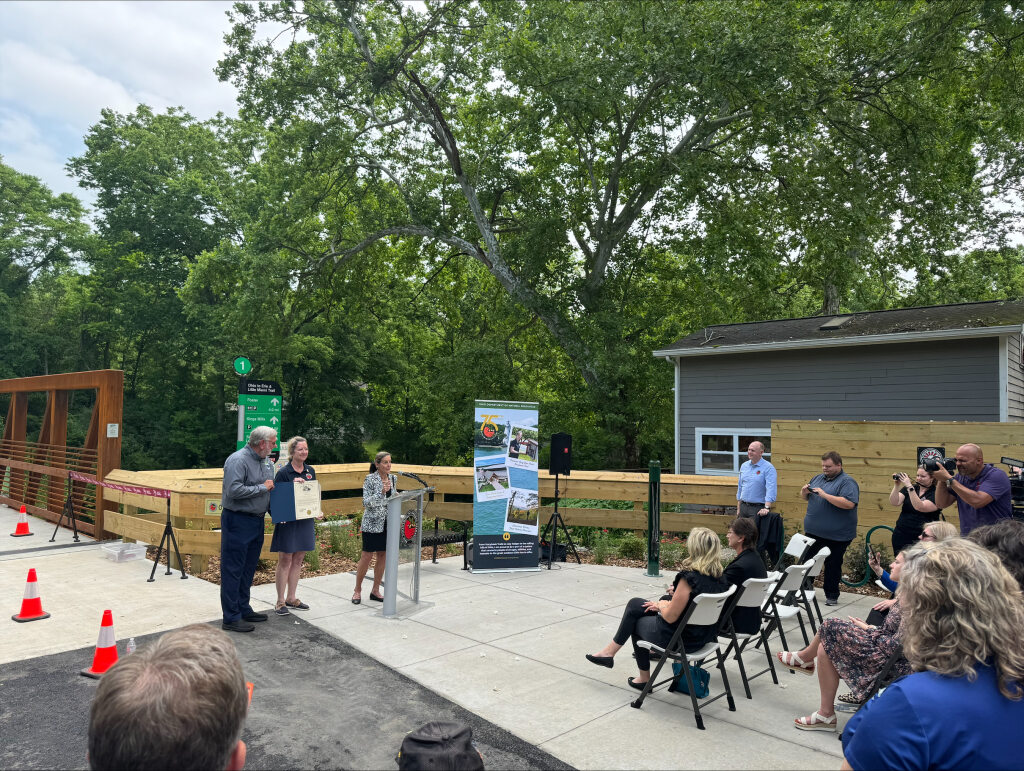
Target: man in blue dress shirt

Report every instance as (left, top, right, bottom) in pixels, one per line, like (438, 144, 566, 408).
(736, 441, 779, 563)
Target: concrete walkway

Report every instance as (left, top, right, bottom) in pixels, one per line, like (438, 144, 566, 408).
(2, 503, 869, 769)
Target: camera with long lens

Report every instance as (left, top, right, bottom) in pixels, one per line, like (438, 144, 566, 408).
(923, 457, 957, 473)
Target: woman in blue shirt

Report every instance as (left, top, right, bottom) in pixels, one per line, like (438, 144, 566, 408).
(842, 539, 1024, 771)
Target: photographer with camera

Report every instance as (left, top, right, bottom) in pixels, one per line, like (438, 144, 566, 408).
(888, 466, 943, 555)
(931, 444, 1012, 536)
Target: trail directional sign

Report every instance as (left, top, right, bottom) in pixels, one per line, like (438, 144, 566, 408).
(237, 379, 282, 451)
(233, 356, 253, 376)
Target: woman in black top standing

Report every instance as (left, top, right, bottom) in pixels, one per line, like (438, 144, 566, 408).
(271, 436, 318, 614)
(889, 466, 943, 555)
(585, 527, 729, 690)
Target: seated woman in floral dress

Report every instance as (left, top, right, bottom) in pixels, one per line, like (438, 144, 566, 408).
(776, 550, 917, 731)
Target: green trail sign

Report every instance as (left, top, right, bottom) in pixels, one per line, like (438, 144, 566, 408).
(237, 379, 282, 451)
(233, 356, 253, 376)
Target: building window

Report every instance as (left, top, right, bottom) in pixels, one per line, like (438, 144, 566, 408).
(695, 429, 771, 475)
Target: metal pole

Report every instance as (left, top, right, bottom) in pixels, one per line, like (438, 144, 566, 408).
(646, 460, 662, 577)
(383, 494, 402, 617)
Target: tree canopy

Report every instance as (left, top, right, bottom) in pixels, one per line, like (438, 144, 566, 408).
(2, 1, 1023, 470)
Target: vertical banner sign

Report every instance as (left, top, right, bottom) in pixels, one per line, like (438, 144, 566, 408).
(472, 400, 540, 572)
(237, 379, 283, 452)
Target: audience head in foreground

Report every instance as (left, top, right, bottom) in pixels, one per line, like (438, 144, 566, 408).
(842, 539, 1024, 771)
(88, 624, 248, 771)
(917, 519, 958, 543)
(968, 517, 1024, 590)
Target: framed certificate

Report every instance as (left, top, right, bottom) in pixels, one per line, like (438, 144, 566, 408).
(270, 480, 322, 523)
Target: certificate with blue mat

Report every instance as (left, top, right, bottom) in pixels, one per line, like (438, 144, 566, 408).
(270, 479, 322, 523)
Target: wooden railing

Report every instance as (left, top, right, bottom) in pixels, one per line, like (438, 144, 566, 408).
(0, 439, 100, 536)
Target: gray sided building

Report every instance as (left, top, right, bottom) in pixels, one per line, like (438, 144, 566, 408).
(653, 300, 1024, 475)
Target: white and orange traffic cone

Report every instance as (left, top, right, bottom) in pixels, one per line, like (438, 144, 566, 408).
(81, 610, 119, 678)
(11, 568, 50, 622)
(11, 505, 33, 537)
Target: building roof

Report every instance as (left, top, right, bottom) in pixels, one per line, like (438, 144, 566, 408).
(654, 299, 1024, 358)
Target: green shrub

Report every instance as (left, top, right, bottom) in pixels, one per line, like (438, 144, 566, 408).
(304, 543, 321, 570)
(843, 536, 893, 583)
(660, 542, 688, 570)
(575, 526, 598, 549)
(618, 534, 645, 560)
(328, 522, 345, 554)
(593, 534, 611, 564)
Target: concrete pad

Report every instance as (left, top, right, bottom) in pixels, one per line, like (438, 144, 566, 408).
(411, 582, 591, 643)
(399, 643, 631, 745)
(315, 610, 480, 666)
(0, 549, 220, 665)
(491, 569, 668, 612)
(537, 696, 842, 770)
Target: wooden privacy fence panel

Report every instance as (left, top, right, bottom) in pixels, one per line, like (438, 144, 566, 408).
(771, 419, 1024, 534)
(101, 464, 743, 570)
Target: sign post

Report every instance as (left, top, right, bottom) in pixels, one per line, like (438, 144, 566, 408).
(237, 379, 282, 452)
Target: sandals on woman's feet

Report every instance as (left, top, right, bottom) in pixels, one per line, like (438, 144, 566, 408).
(794, 711, 837, 731)
(837, 691, 862, 705)
(777, 650, 815, 675)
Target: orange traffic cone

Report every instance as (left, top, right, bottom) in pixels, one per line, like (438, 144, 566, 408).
(11, 568, 50, 622)
(81, 610, 119, 678)
(11, 505, 33, 537)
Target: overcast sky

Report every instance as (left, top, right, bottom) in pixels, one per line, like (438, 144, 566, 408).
(0, 1, 240, 207)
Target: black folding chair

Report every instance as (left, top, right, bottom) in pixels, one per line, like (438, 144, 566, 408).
(629, 585, 737, 730)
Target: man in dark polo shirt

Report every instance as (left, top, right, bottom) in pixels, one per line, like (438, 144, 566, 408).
(220, 426, 276, 632)
(801, 450, 859, 606)
(932, 443, 1011, 535)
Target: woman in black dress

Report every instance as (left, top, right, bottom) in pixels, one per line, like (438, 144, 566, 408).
(888, 466, 943, 555)
(585, 527, 729, 689)
(271, 436, 318, 615)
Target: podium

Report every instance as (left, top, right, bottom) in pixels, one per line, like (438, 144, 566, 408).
(382, 487, 434, 618)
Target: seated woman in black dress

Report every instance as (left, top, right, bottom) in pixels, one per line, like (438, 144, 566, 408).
(585, 527, 729, 690)
(271, 436, 319, 614)
(722, 517, 768, 635)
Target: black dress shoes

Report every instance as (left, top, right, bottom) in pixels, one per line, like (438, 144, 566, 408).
(586, 654, 614, 669)
(242, 612, 268, 622)
(627, 677, 648, 690)
(222, 620, 255, 633)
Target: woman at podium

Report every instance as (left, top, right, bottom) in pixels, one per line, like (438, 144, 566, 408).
(271, 436, 316, 614)
(353, 451, 396, 604)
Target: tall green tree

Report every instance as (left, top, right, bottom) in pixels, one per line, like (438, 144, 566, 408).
(217, 0, 1024, 466)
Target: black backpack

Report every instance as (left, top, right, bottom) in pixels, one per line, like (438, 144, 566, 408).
(397, 721, 484, 770)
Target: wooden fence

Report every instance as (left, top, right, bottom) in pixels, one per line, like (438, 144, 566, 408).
(96, 418, 1024, 572)
(100, 464, 740, 571)
(771, 419, 1024, 534)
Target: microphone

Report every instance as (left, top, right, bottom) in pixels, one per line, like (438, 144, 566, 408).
(396, 469, 427, 487)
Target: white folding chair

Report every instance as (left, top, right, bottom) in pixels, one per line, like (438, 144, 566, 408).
(800, 546, 831, 629)
(774, 532, 816, 571)
(759, 558, 815, 651)
(630, 584, 737, 730)
(719, 576, 780, 699)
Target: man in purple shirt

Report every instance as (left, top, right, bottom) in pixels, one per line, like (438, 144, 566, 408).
(932, 443, 1011, 535)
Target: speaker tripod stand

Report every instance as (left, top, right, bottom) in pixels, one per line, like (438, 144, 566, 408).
(50, 474, 80, 542)
(148, 498, 188, 581)
(540, 472, 580, 568)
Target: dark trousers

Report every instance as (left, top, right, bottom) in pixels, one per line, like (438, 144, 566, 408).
(613, 597, 673, 671)
(220, 509, 266, 623)
(804, 534, 851, 601)
(738, 502, 781, 565)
